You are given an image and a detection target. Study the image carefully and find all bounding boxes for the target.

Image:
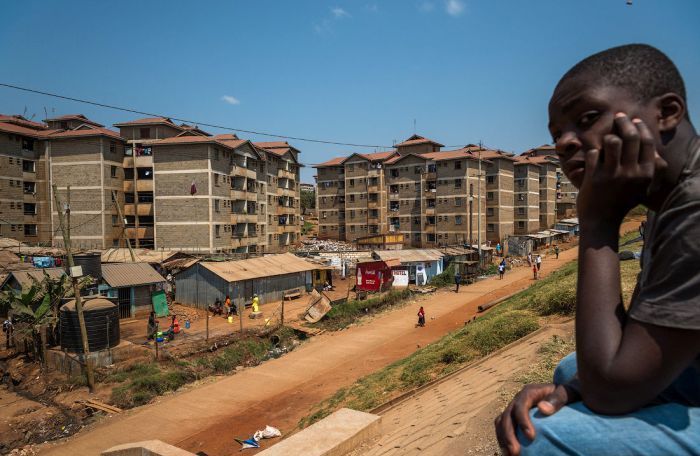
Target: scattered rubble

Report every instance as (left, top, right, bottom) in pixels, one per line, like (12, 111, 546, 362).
(297, 238, 356, 252)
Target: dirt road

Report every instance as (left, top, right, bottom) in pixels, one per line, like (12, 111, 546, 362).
(40, 220, 643, 456)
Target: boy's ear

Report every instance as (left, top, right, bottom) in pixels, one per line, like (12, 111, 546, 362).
(654, 93, 686, 132)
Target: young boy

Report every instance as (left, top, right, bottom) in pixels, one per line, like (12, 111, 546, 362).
(495, 44, 700, 455)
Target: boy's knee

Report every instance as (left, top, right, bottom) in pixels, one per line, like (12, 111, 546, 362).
(553, 352, 577, 385)
(517, 408, 572, 455)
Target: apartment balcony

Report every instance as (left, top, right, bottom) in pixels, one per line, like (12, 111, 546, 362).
(367, 185, 379, 193)
(278, 168, 296, 180)
(278, 224, 298, 233)
(367, 215, 380, 223)
(367, 201, 379, 209)
(124, 204, 136, 216)
(231, 213, 257, 224)
(124, 203, 153, 216)
(231, 236, 250, 249)
(277, 206, 296, 215)
(136, 180, 153, 192)
(367, 168, 379, 177)
(277, 188, 296, 198)
(424, 171, 437, 180)
(424, 207, 436, 215)
(389, 192, 399, 199)
(123, 180, 134, 192)
(122, 157, 134, 168)
(233, 167, 257, 179)
(423, 224, 436, 233)
(135, 155, 153, 168)
(125, 227, 154, 238)
(230, 189, 248, 200)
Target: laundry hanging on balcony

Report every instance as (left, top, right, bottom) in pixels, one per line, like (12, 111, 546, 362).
(190, 180, 197, 195)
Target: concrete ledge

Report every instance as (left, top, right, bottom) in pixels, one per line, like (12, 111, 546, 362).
(101, 440, 196, 456)
(258, 408, 382, 456)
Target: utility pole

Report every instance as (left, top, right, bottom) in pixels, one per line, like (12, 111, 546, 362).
(477, 144, 483, 267)
(112, 190, 136, 262)
(52, 185, 95, 392)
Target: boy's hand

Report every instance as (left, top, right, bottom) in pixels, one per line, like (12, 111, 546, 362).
(495, 383, 577, 456)
(576, 113, 662, 226)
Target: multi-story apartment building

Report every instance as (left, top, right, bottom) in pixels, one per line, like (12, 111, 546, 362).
(315, 136, 495, 248)
(0, 113, 302, 253)
(513, 158, 541, 235)
(253, 141, 302, 252)
(521, 145, 577, 218)
(478, 148, 516, 244)
(0, 114, 126, 249)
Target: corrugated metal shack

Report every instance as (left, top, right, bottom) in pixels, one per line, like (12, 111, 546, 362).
(373, 249, 445, 286)
(100, 263, 166, 319)
(174, 253, 331, 309)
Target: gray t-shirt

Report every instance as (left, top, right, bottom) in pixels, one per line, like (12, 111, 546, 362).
(629, 168, 700, 329)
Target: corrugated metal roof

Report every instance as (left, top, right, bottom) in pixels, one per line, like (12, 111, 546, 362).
(100, 248, 180, 264)
(373, 249, 445, 263)
(101, 263, 165, 288)
(559, 218, 579, 225)
(198, 253, 324, 282)
(3, 268, 66, 289)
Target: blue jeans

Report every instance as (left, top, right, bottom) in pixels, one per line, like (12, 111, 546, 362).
(517, 353, 700, 455)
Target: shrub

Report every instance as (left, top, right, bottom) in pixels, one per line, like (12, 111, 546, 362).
(428, 263, 456, 287)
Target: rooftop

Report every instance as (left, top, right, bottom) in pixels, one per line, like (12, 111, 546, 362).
(113, 117, 184, 130)
(373, 249, 444, 263)
(196, 253, 327, 282)
(394, 134, 444, 148)
(101, 263, 165, 288)
(44, 114, 104, 128)
(0, 114, 48, 130)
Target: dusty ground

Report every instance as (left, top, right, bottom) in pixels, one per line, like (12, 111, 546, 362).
(36, 243, 579, 456)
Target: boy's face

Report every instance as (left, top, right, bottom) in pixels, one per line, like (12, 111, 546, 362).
(548, 76, 661, 189)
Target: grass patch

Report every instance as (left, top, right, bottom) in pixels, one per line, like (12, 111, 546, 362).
(428, 263, 456, 287)
(515, 334, 575, 385)
(311, 289, 412, 331)
(108, 328, 295, 409)
(302, 221, 314, 235)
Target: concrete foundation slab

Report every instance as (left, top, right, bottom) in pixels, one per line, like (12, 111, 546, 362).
(258, 408, 381, 456)
(101, 439, 196, 456)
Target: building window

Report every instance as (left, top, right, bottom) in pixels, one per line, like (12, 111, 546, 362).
(390, 169, 399, 178)
(215, 199, 221, 212)
(487, 207, 494, 216)
(487, 175, 495, 184)
(24, 225, 37, 236)
(518, 194, 525, 201)
(349, 195, 355, 202)
(110, 142, 116, 153)
(518, 221, 525, 229)
(111, 166, 117, 178)
(487, 223, 495, 232)
(487, 192, 494, 201)
(518, 207, 526, 216)
(455, 197, 462, 206)
(22, 160, 35, 173)
(454, 179, 462, 189)
(455, 215, 463, 225)
(215, 225, 221, 238)
(140, 128, 151, 139)
(214, 174, 220, 186)
(454, 161, 462, 170)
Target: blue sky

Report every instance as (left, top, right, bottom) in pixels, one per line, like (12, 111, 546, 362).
(1, 0, 699, 183)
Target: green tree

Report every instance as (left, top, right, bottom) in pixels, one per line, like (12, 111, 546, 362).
(300, 189, 316, 215)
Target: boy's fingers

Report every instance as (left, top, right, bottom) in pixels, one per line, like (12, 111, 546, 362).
(603, 134, 622, 175)
(537, 384, 570, 415)
(582, 148, 600, 186)
(632, 118, 656, 167)
(615, 113, 641, 166)
(495, 409, 519, 456)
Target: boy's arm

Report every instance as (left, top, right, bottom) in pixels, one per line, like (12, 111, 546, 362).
(576, 114, 700, 414)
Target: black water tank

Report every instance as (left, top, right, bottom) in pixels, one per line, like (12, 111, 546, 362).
(73, 253, 102, 281)
(60, 298, 120, 353)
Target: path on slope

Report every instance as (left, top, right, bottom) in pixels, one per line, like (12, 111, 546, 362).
(350, 321, 574, 456)
(43, 220, 640, 456)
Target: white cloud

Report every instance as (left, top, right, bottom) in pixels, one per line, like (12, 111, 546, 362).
(221, 95, 240, 105)
(331, 7, 350, 18)
(418, 1, 435, 12)
(445, 0, 464, 16)
(365, 4, 378, 12)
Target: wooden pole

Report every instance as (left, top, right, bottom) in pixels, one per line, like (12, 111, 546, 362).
(52, 185, 95, 392)
(112, 190, 136, 262)
(281, 298, 285, 327)
(154, 321, 159, 361)
(206, 307, 209, 341)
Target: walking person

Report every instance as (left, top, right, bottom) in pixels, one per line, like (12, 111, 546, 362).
(527, 252, 533, 267)
(555, 245, 560, 259)
(3, 318, 14, 349)
(532, 263, 538, 280)
(146, 311, 157, 340)
(499, 259, 506, 280)
(416, 306, 425, 327)
(536, 254, 542, 273)
(496, 242, 502, 257)
(454, 270, 462, 293)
